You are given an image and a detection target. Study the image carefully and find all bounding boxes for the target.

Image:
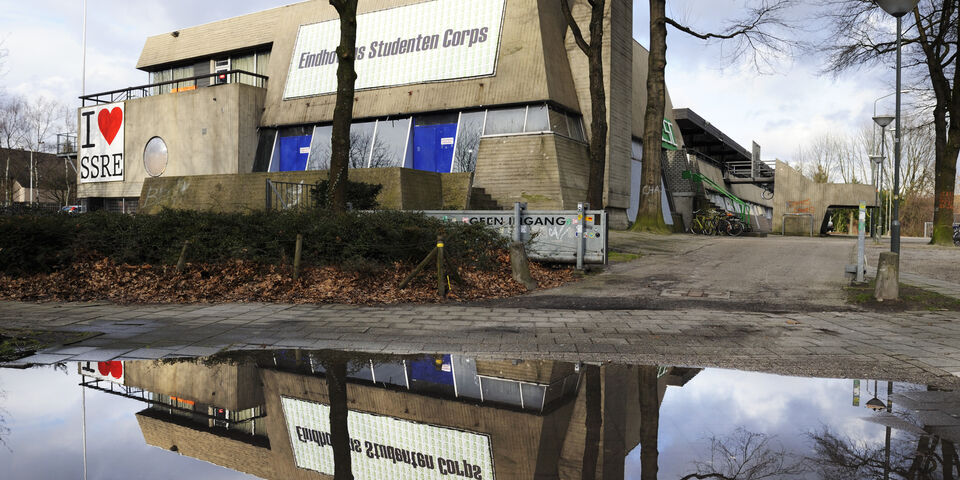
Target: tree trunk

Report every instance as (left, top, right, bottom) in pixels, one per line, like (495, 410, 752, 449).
(327, 358, 354, 480)
(638, 365, 660, 480)
(327, 0, 358, 213)
(632, 0, 670, 233)
(581, 364, 602, 480)
(931, 105, 958, 245)
(584, 3, 608, 210)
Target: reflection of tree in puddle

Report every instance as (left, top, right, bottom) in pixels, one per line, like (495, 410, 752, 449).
(809, 427, 959, 479)
(680, 428, 806, 480)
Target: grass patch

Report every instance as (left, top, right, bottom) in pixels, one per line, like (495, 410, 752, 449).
(845, 280, 960, 312)
(0, 329, 99, 362)
(609, 251, 643, 262)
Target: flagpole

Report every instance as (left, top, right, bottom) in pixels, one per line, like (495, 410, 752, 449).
(81, 0, 87, 97)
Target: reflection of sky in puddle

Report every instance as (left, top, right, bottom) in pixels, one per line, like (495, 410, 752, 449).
(626, 369, 922, 479)
(0, 366, 255, 480)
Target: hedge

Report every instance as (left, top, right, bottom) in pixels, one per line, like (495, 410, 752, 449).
(0, 209, 506, 275)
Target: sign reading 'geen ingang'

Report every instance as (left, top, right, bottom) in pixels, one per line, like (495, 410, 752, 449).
(280, 396, 495, 479)
(283, 0, 506, 99)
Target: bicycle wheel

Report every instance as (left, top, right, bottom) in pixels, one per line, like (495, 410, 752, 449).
(713, 219, 727, 236)
(728, 221, 745, 236)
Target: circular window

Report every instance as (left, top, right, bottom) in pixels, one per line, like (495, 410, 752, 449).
(143, 137, 168, 177)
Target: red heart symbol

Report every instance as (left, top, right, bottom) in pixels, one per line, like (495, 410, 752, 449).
(97, 107, 123, 145)
(98, 362, 110, 376)
(110, 361, 123, 379)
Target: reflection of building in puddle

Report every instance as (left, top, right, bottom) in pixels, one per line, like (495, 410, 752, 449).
(79, 354, 700, 479)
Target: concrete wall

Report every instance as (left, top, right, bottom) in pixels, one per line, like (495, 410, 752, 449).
(472, 133, 573, 210)
(125, 359, 263, 411)
(772, 161, 877, 235)
(139, 167, 459, 213)
(79, 83, 265, 200)
(137, 411, 274, 479)
(258, 0, 574, 127)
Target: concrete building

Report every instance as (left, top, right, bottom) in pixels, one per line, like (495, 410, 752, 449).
(1, 147, 74, 207)
(82, 353, 699, 480)
(77, 0, 694, 228)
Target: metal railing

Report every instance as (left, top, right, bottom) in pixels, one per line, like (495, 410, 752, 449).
(80, 70, 268, 106)
(56, 133, 77, 157)
(266, 179, 313, 211)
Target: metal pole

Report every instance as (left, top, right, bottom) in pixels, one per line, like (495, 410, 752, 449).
(576, 202, 587, 271)
(82, 380, 88, 480)
(29, 150, 33, 206)
(891, 16, 902, 255)
(857, 202, 866, 283)
(82, 0, 87, 97)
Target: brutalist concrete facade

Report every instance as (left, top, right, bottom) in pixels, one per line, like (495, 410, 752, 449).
(81, 0, 686, 227)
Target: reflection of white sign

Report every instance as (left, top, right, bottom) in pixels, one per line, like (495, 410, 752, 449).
(283, 0, 506, 99)
(78, 361, 125, 384)
(78, 102, 125, 183)
(281, 396, 495, 479)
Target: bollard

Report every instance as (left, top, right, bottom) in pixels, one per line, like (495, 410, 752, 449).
(436, 236, 446, 298)
(874, 252, 899, 301)
(175, 240, 190, 273)
(576, 202, 589, 271)
(293, 234, 303, 280)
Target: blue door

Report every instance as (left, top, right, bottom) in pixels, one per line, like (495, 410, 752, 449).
(413, 124, 457, 173)
(278, 135, 312, 171)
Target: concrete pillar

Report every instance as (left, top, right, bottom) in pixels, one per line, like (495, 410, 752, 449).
(874, 252, 899, 301)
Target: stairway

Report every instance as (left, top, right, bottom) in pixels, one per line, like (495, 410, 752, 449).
(468, 187, 503, 210)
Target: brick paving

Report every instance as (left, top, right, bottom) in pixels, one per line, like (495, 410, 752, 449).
(2, 300, 960, 388)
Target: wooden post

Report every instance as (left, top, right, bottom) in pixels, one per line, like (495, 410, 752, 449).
(399, 248, 437, 289)
(437, 236, 446, 298)
(293, 234, 303, 280)
(175, 240, 190, 273)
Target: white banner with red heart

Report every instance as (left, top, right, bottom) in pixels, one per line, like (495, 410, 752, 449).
(78, 102, 125, 183)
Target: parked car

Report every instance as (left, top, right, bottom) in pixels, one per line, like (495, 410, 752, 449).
(60, 205, 86, 214)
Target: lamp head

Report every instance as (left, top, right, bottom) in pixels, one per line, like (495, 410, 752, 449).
(873, 115, 895, 128)
(875, 0, 921, 17)
(869, 155, 884, 165)
(865, 397, 887, 411)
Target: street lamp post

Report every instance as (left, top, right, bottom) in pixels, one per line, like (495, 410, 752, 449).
(869, 154, 884, 239)
(872, 115, 893, 238)
(875, 0, 920, 255)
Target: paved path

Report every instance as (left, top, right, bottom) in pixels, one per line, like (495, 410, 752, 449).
(2, 301, 960, 388)
(865, 267, 960, 300)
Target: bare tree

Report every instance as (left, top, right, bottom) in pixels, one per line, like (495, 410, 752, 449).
(634, 0, 798, 232)
(820, 0, 959, 245)
(0, 94, 27, 149)
(453, 129, 480, 173)
(326, 0, 359, 213)
(560, 0, 607, 209)
(680, 428, 807, 480)
(24, 96, 69, 152)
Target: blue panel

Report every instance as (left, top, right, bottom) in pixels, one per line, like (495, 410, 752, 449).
(409, 354, 454, 385)
(278, 135, 311, 171)
(413, 123, 457, 173)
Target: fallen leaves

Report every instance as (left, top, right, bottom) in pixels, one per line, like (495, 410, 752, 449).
(0, 254, 576, 305)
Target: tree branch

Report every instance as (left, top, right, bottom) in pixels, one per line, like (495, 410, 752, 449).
(560, 0, 591, 56)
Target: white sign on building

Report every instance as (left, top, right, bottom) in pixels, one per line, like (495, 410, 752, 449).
(78, 102, 125, 183)
(281, 396, 495, 479)
(283, 0, 506, 99)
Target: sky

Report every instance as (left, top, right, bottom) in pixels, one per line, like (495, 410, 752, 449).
(0, 0, 910, 164)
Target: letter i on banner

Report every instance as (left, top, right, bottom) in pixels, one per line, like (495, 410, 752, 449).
(78, 102, 124, 183)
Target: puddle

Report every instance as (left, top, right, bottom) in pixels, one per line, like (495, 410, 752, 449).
(1, 351, 958, 479)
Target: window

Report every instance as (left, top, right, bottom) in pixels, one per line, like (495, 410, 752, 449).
(548, 109, 570, 137)
(524, 104, 549, 132)
(349, 121, 377, 168)
(370, 118, 411, 168)
(453, 111, 484, 173)
(662, 119, 678, 149)
(143, 137, 168, 177)
(253, 129, 277, 172)
(307, 125, 332, 170)
(483, 107, 526, 135)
